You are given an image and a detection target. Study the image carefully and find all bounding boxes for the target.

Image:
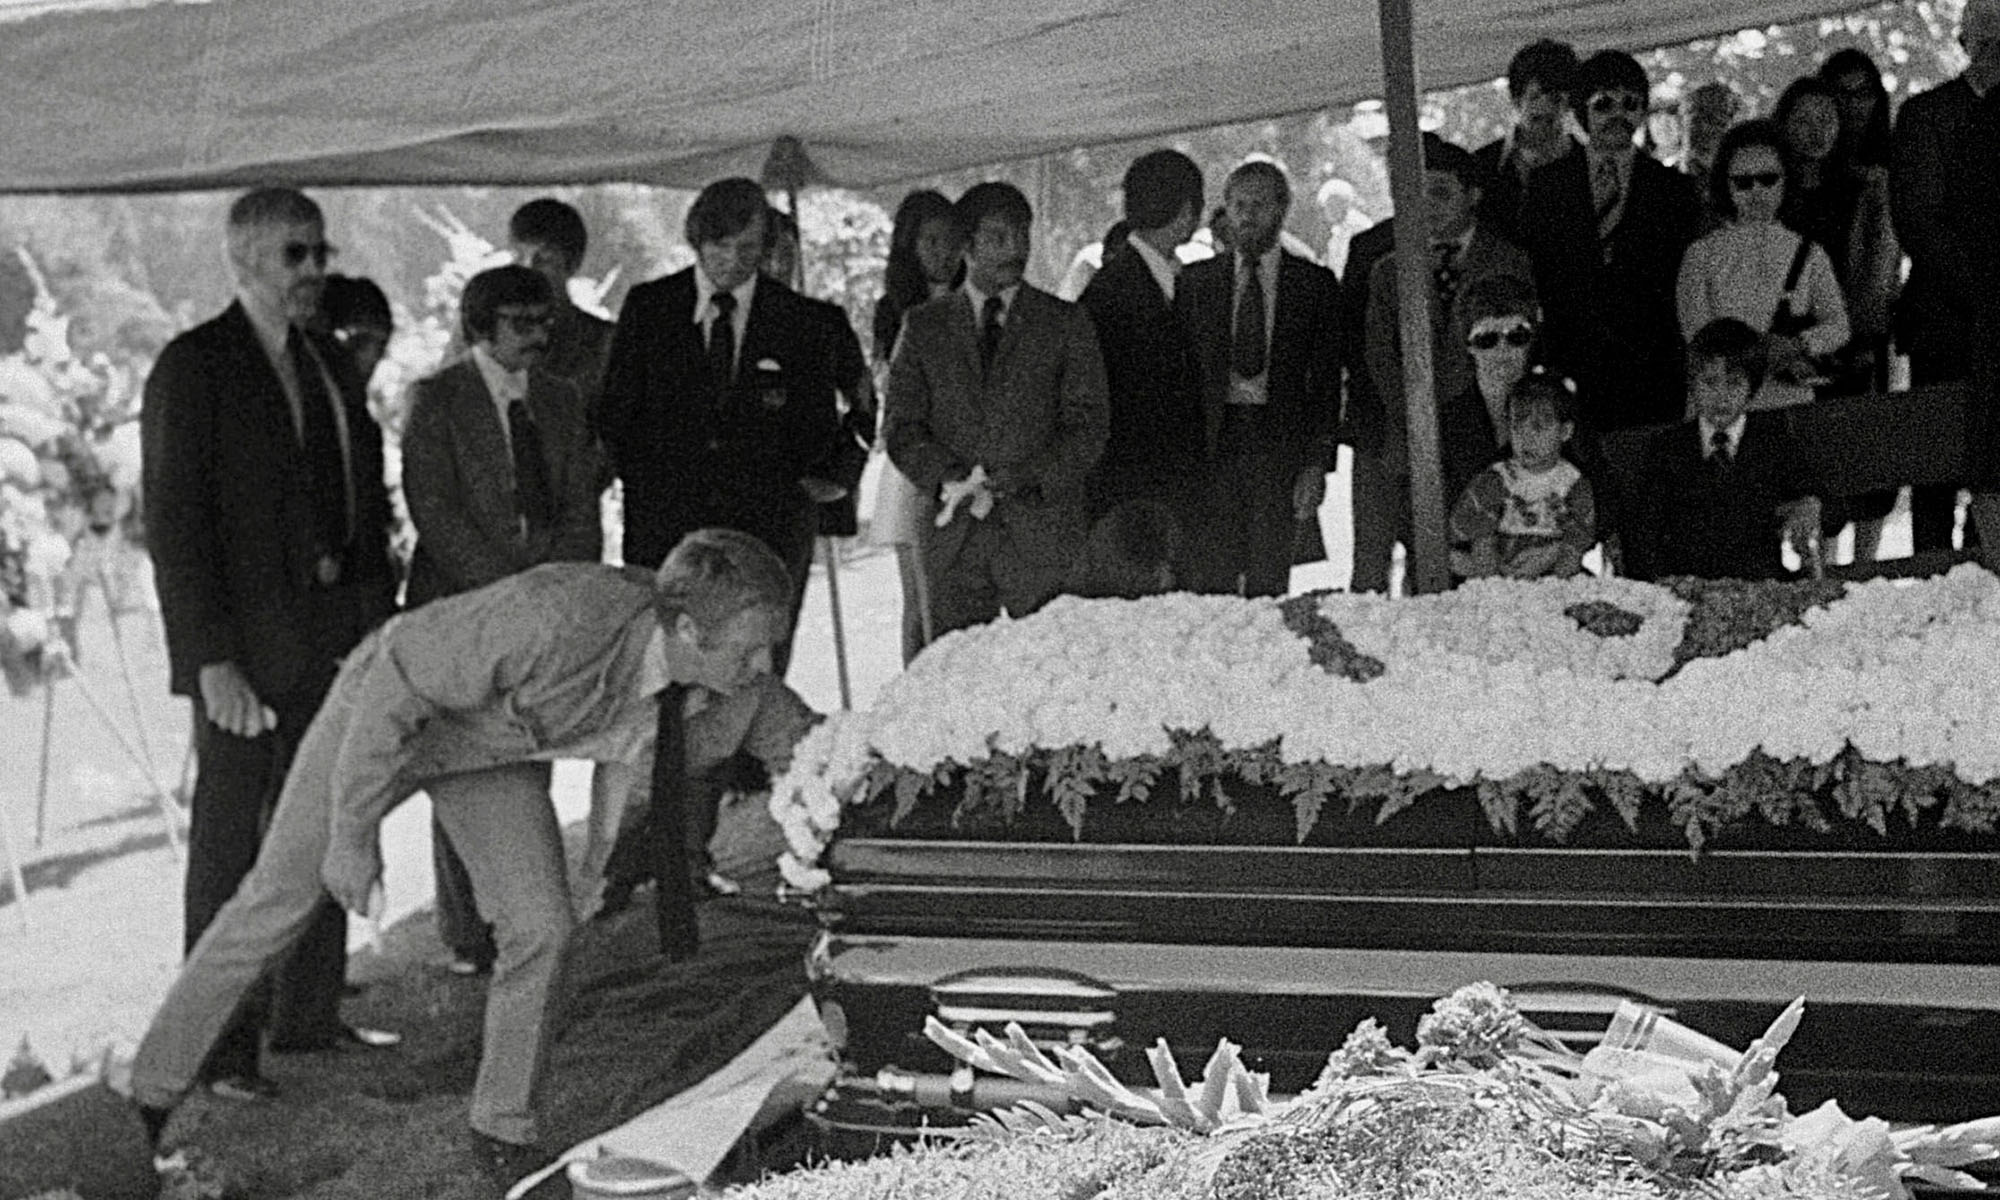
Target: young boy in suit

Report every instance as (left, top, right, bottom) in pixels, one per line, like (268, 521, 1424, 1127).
(1633, 318, 1822, 580)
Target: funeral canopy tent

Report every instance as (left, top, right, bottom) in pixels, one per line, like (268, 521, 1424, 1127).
(0, 0, 1876, 194)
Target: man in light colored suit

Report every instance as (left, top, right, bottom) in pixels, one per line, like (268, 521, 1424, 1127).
(402, 263, 606, 975)
(1356, 134, 1535, 593)
(885, 181, 1110, 637)
(126, 530, 816, 1190)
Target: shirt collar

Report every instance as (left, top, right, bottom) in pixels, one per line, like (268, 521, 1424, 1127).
(1237, 243, 1282, 283)
(469, 343, 528, 404)
(693, 267, 758, 323)
(1698, 414, 1748, 454)
(963, 280, 1020, 319)
(1127, 236, 1181, 301)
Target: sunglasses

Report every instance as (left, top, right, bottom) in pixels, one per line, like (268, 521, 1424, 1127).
(1587, 93, 1645, 115)
(281, 240, 335, 268)
(1468, 324, 1535, 350)
(1728, 171, 1783, 191)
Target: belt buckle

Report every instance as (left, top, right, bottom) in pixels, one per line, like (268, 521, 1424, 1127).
(315, 554, 343, 587)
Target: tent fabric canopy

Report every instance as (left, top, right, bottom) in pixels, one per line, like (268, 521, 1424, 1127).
(1, 0, 1869, 193)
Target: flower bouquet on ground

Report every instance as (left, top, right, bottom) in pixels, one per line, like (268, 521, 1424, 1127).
(916, 983, 2000, 1200)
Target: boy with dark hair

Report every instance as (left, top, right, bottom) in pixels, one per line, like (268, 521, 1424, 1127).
(1449, 372, 1596, 580)
(1474, 38, 1582, 242)
(1631, 317, 1822, 580)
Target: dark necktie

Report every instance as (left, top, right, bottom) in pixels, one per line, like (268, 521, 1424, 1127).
(1710, 427, 1734, 468)
(1232, 258, 1267, 379)
(646, 683, 699, 961)
(979, 294, 1004, 374)
(507, 398, 555, 534)
(707, 292, 737, 389)
(287, 327, 348, 557)
(1593, 158, 1624, 245)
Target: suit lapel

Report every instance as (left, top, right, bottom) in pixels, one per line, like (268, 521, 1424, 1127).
(451, 359, 518, 537)
(993, 285, 1037, 373)
(947, 292, 981, 378)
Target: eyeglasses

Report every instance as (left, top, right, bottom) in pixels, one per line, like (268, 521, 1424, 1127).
(497, 310, 556, 333)
(281, 241, 336, 268)
(1728, 171, 1783, 191)
(1587, 93, 1646, 116)
(1467, 323, 1535, 350)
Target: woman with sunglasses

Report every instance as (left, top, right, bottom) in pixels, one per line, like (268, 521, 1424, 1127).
(1677, 118, 1850, 415)
(1435, 274, 1540, 508)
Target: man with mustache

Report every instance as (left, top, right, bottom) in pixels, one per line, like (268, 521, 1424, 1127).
(1520, 50, 1699, 434)
(1177, 158, 1343, 596)
(140, 187, 400, 1099)
(885, 180, 1109, 637)
(400, 264, 608, 976)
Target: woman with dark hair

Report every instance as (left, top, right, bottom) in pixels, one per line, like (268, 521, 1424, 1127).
(1818, 48, 1894, 169)
(868, 189, 962, 663)
(1775, 73, 1901, 560)
(1678, 118, 1851, 414)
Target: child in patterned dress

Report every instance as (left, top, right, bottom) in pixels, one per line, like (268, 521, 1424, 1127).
(1448, 373, 1598, 580)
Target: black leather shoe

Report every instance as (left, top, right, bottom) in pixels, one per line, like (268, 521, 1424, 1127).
(469, 1130, 559, 1195)
(268, 1023, 402, 1053)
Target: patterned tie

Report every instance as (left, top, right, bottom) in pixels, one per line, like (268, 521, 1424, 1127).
(507, 398, 555, 534)
(707, 291, 737, 388)
(1431, 241, 1462, 305)
(286, 327, 348, 557)
(979, 294, 1004, 374)
(1232, 258, 1267, 379)
(1593, 157, 1624, 245)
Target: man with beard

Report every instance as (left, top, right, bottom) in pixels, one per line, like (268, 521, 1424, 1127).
(884, 181, 1109, 636)
(401, 264, 607, 975)
(1521, 50, 1699, 434)
(1472, 39, 1581, 246)
(140, 187, 399, 1099)
(1178, 159, 1342, 596)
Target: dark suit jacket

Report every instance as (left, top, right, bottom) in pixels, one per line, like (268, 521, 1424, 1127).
(1633, 412, 1812, 582)
(1890, 77, 2000, 379)
(1337, 219, 1398, 455)
(1078, 245, 1203, 515)
(1176, 250, 1342, 470)
(141, 302, 395, 702)
(597, 270, 847, 568)
(1364, 226, 1534, 470)
(401, 356, 606, 608)
(1522, 151, 1699, 430)
(883, 284, 1109, 566)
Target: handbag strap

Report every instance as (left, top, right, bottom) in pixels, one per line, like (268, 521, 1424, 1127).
(1781, 234, 1813, 295)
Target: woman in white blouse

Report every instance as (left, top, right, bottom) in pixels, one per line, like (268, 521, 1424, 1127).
(1676, 118, 1850, 413)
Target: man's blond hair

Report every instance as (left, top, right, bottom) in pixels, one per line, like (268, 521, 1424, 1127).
(652, 528, 792, 639)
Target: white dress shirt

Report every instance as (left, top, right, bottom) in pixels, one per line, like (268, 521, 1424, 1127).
(240, 293, 355, 529)
(1229, 244, 1282, 405)
(1128, 236, 1181, 303)
(1698, 413, 1748, 459)
(470, 343, 530, 454)
(692, 268, 758, 376)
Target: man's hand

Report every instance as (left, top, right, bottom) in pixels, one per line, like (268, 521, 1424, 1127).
(1781, 496, 1824, 564)
(322, 837, 384, 915)
(199, 661, 277, 739)
(1293, 468, 1328, 522)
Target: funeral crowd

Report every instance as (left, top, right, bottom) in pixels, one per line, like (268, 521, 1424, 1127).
(113, 3, 2000, 1190)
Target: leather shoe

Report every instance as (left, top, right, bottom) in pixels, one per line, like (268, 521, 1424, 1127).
(205, 1073, 280, 1102)
(268, 1022, 402, 1053)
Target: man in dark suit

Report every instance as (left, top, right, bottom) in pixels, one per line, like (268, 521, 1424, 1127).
(509, 199, 616, 414)
(1177, 159, 1343, 597)
(885, 181, 1110, 636)
(1471, 39, 1581, 247)
(1521, 50, 1699, 433)
(1630, 318, 1821, 581)
(401, 264, 606, 974)
(1356, 134, 1535, 593)
(140, 188, 399, 1098)
(1079, 149, 1204, 536)
(1890, 0, 2000, 551)
(597, 177, 853, 667)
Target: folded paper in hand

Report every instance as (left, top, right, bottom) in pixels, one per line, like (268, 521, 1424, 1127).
(936, 464, 995, 526)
